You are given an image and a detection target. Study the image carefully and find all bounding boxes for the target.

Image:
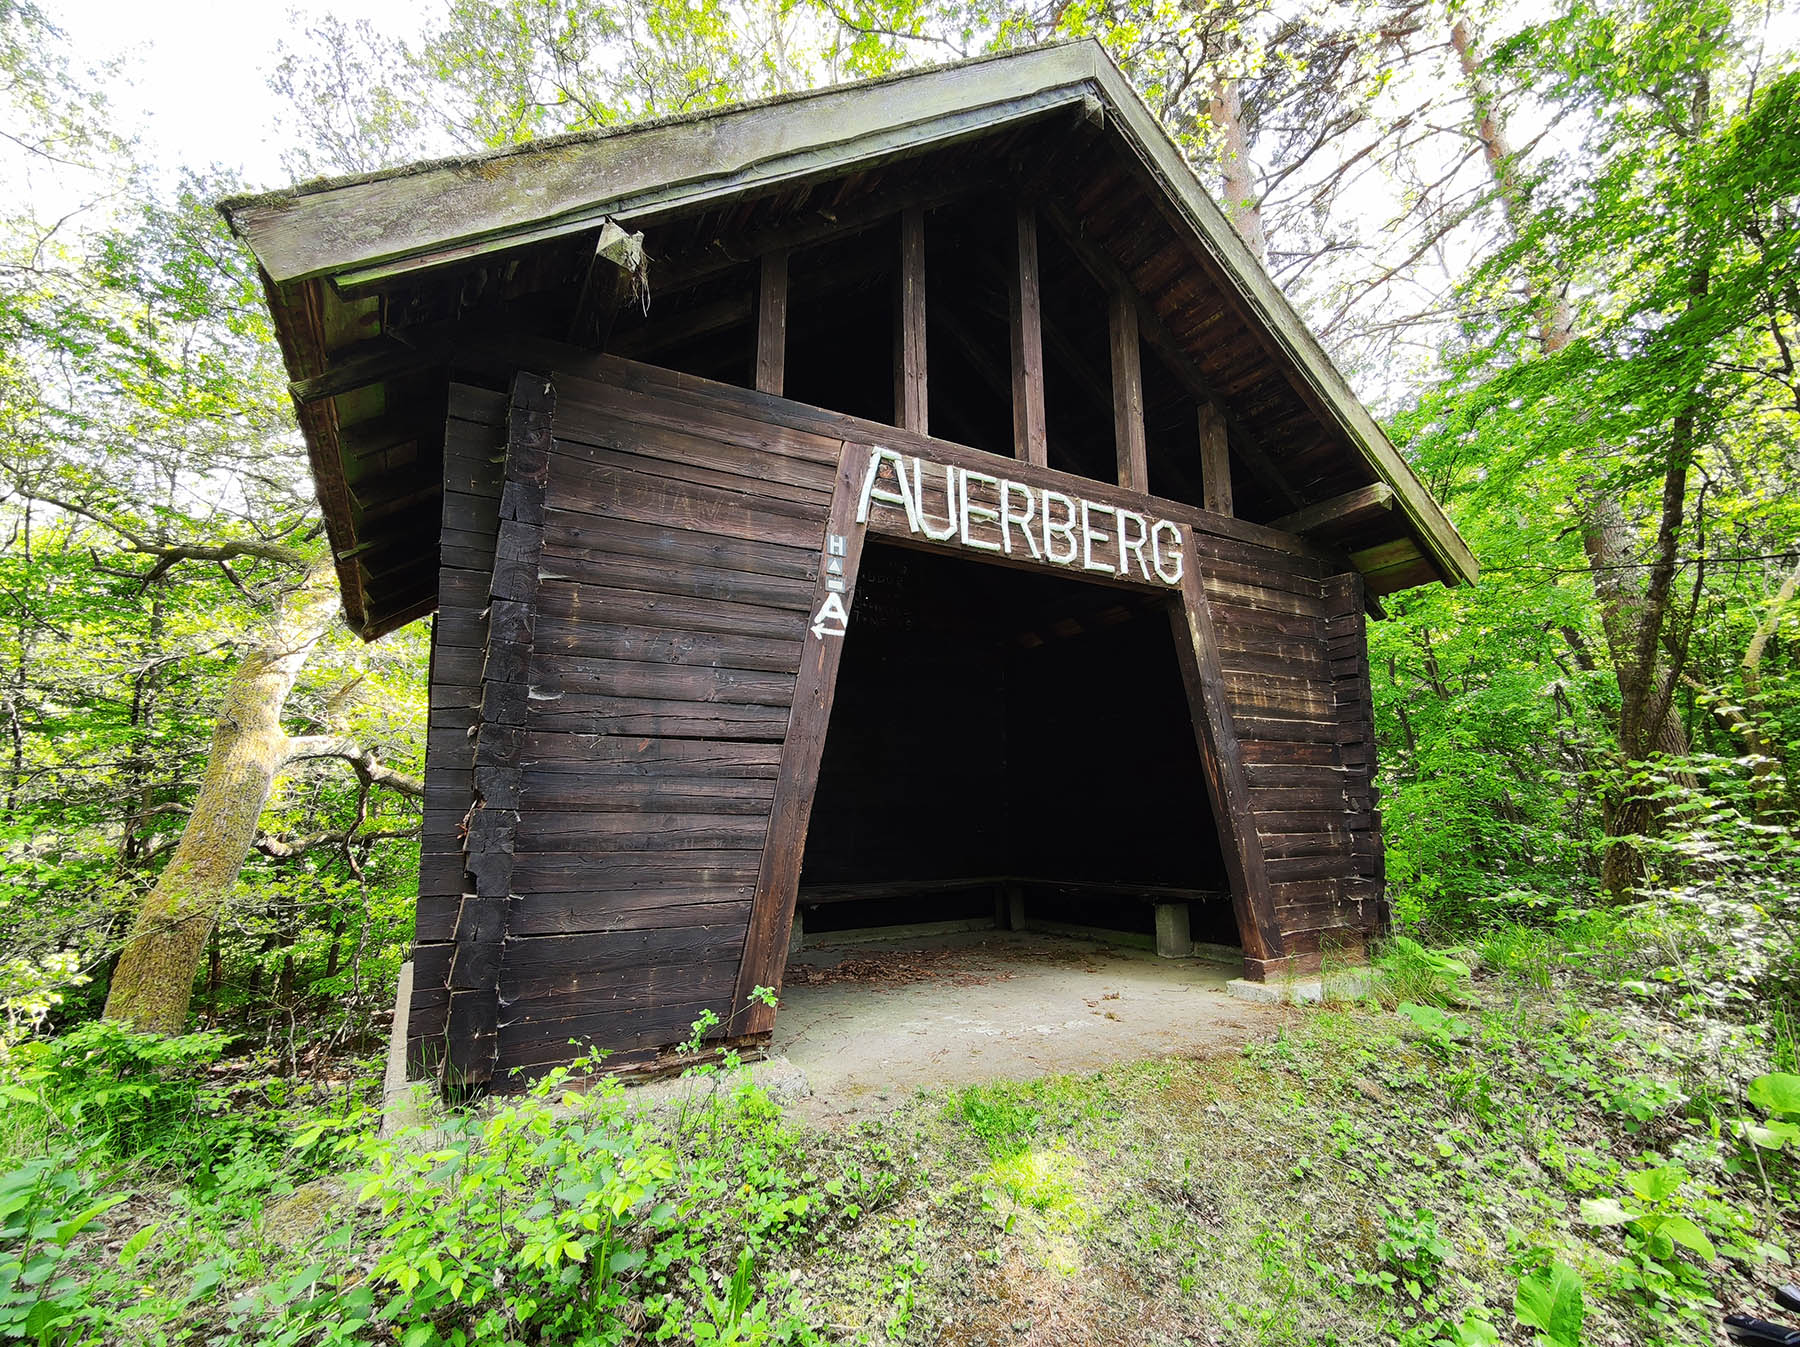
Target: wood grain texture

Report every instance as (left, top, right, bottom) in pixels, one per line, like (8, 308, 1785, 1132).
(1008, 203, 1048, 466)
(1169, 525, 1282, 964)
(1197, 400, 1232, 517)
(443, 370, 554, 1091)
(755, 249, 788, 396)
(732, 445, 868, 1032)
(408, 385, 507, 1073)
(894, 207, 928, 434)
(1109, 290, 1148, 492)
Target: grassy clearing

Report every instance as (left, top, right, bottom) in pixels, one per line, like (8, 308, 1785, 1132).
(3, 919, 1797, 1346)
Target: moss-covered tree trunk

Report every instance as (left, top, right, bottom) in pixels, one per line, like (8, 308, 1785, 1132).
(102, 563, 338, 1033)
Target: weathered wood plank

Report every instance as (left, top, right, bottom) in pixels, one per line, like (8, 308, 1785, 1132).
(756, 249, 787, 395)
(1197, 400, 1232, 517)
(733, 445, 867, 1031)
(895, 207, 928, 433)
(1168, 526, 1282, 966)
(1109, 290, 1148, 492)
(1008, 202, 1047, 466)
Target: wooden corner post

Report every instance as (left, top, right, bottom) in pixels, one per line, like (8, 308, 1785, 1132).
(732, 444, 870, 1033)
(1167, 525, 1284, 974)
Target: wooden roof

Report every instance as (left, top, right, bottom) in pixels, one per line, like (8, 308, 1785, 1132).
(223, 39, 1475, 638)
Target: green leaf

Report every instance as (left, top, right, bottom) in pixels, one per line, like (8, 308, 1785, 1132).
(1738, 1118, 1800, 1150)
(1452, 1311, 1501, 1347)
(1579, 1197, 1640, 1226)
(1749, 1073, 1800, 1118)
(608, 1249, 645, 1275)
(1514, 1263, 1584, 1347)
(1658, 1215, 1716, 1263)
(1626, 1165, 1683, 1203)
(118, 1222, 159, 1268)
(52, 1194, 127, 1247)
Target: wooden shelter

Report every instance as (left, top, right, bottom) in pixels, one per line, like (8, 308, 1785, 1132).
(224, 40, 1476, 1091)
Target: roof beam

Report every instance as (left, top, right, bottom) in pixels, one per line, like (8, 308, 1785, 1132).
(289, 333, 448, 405)
(1033, 195, 1303, 512)
(1272, 482, 1396, 536)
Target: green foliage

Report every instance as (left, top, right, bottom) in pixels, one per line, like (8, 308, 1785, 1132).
(1375, 938, 1472, 1010)
(1513, 1262, 1584, 1347)
(0, 1152, 125, 1345)
(951, 1084, 1041, 1160)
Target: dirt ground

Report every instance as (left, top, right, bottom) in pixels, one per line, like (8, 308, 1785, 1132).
(768, 929, 1282, 1121)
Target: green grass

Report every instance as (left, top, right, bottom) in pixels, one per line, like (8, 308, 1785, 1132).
(2, 924, 1794, 1346)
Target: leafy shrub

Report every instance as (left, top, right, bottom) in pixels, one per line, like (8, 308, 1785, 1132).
(6, 1021, 237, 1160)
(0, 1152, 125, 1344)
(1378, 1207, 1450, 1289)
(225, 1059, 833, 1346)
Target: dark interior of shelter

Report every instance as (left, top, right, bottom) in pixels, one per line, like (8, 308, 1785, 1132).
(796, 541, 1242, 951)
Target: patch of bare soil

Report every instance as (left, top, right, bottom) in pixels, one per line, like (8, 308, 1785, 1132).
(937, 1253, 1214, 1347)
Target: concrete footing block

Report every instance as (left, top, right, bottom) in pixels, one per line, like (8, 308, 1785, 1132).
(381, 961, 428, 1137)
(1153, 902, 1193, 958)
(1227, 967, 1376, 1006)
(1006, 883, 1026, 932)
(787, 910, 805, 958)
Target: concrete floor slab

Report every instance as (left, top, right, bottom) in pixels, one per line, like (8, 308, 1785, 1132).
(770, 930, 1286, 1121)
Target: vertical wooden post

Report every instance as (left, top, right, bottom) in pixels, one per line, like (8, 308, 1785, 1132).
(1198, 400, 1232, 516)
(894, 208, 928, 433)
(755, 249, 788, 396)
(1009, 204, 1048, 466)
(1109, 291, 1147, 491)
(1167, 525, 1283, 974)
(732, 444, 870, 1033)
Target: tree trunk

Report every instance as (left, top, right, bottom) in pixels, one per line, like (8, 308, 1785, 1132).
(1207, 70, 1267, 264)
(102, 562, 338, 1033)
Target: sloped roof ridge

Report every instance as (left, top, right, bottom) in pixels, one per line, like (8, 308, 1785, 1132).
(219, 38, 1088, 213)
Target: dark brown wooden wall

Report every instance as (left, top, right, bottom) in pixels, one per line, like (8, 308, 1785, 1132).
(409, 383, 507, 1072)
(407, 352, 1386, 1082)
(494, 364, 841, 1076)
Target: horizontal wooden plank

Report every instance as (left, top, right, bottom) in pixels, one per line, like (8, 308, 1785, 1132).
(518, 734, 783, 770)
(526, 696, 793, 740)
(537, 581, 808, 644)
(530, 660, 795, 709)
(546, 463, 826, 549)
(520, 773, 777, 811)
(530, 624, 803, 677)
(554, 371, 845, 469)
(538, 550, 816, 613)
(544, 512, 820, 583)
(516, 811, 774, 850)
(510, 848, 763, 895)
(510, 892, 756, 937)
(551, 417, 834, 502)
